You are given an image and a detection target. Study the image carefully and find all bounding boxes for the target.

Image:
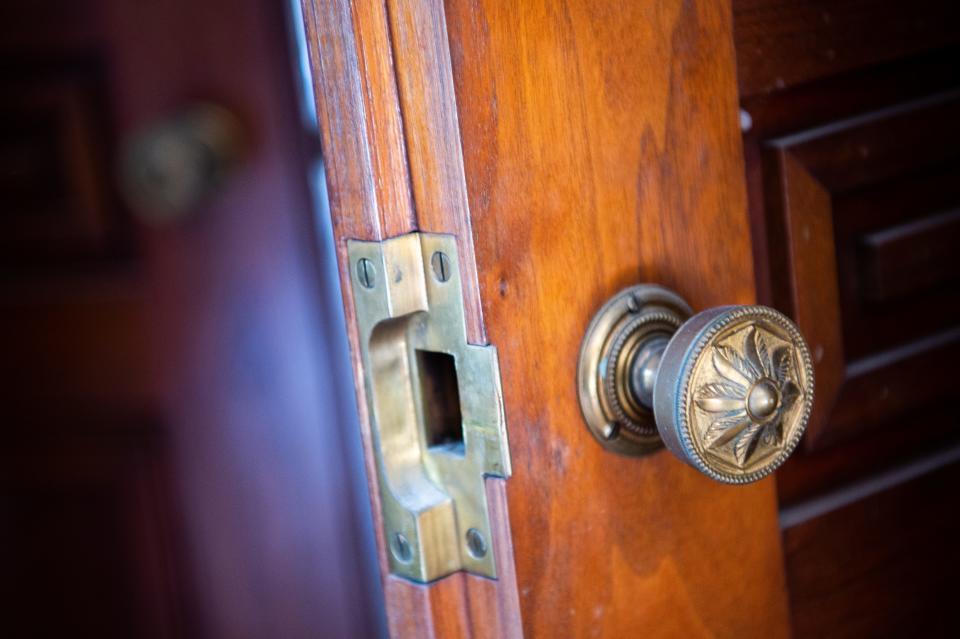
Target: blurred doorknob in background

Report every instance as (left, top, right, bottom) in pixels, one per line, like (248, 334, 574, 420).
(120, 102, 247, 224)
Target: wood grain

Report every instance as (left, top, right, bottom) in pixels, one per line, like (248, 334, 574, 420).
(302, 0, 413, 240)
(302, 0, 521, 636)
(309, 0, 792, 635)
(386, 0, 487, 344)
(447, 0, 789, 636)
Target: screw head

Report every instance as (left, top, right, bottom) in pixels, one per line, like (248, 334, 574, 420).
(465, 528, 487, 559)
(391, 532, 413, 563)
(430, 251, 451, 283)
(356, 258, 376, 289)
(601, 421, 620, 440)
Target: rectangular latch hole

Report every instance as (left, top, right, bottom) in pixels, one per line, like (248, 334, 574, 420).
(416, 349, 465, 456)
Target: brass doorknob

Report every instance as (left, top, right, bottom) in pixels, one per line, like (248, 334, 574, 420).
(577, 285, 814, 484)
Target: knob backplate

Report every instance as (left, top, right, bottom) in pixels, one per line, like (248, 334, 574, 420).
(576, 285, 691, 456)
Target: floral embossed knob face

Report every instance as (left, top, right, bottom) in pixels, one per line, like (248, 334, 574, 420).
(578, 285, 815, 483)
(653, 306, 814, 484)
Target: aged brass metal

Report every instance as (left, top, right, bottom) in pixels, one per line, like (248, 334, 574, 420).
(578, 285, 814, 484)
(577, 286, 691, 456)
(348, 233, 510, 582)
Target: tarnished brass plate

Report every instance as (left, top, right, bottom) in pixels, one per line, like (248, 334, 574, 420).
(348, 232, 510, 583)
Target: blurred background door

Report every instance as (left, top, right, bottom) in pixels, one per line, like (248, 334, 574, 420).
(0, 1, 384, 637)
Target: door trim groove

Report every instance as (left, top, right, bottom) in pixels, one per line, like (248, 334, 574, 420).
(780, 441, 960, 528)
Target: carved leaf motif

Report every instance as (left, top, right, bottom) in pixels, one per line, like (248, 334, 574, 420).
(695, 381, 747, 414)
(729, 343, 762, 381)
(733, 422, 766, 466)
(712, 345, 757, 388)
(696, 396, 745, 413)
(704, 413, 751, 448)
(753, 328, 772, 378)
(743, 328, 766, 379)
(697, 382, 746, 400)
(761, 421, 782, 446)
(772, 346, 791, 384)
(780, 381, 801, 409)
(694, 325, 803, 468)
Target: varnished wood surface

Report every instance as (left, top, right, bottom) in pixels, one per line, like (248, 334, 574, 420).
(743, 64, 960, 455)
(308, 0, 792, 636)
(783, 459, 960, 637)
(302, 0, 521, 636)
(858, 208, 960, 304)
(734, 0, 960, 97)
(734, 2, 960, 636)
(447, 2, 789, 636)
(777, 402, 959, 506)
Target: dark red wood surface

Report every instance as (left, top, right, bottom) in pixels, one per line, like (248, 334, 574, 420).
(0, 1, 382, 636)
(735, 0, 960, 635)
(783, 459, 960, 637)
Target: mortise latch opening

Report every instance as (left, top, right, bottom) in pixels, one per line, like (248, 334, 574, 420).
(416, 350, 465, 456)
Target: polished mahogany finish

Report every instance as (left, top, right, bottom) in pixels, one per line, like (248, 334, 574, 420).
(305, 0, 792, 636)
(305, 0, 960, 634)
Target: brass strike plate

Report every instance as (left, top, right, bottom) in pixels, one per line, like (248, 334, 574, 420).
(348, 232, 511, 583)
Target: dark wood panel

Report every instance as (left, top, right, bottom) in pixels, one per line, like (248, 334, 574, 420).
(827, 333, 959, 446)
(0, 415, 191, 638)
(752, 91, 960, 453)
(858, 208, 960, 303)
(834, 164, 960, 359)
(783, 459, 960, 638)
(734, 0, 960, 96)
(782, 93, 960, 194)
(0, 56, 130, 266)
(741, 50, 960, 137)
(777, 400, 958, 506)
(0, 278, 152, 406)
(736, 5, 960, 638)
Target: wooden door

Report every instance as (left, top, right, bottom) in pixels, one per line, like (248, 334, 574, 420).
(304, 1, 787, 637)
(1, 1, 382, 637)
(304, 0, 960, 637)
